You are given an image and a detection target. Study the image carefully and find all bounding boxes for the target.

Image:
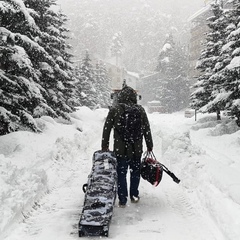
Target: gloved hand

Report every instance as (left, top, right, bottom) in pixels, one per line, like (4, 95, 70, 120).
(102, 146, 109, 152)
(147, 147, 152, 152)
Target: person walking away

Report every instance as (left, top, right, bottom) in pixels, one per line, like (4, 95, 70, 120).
(101, 86, 153, 207)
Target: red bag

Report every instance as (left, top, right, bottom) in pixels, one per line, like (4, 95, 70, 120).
(140, 152, 163, 186)
(141, 152, 180, 186)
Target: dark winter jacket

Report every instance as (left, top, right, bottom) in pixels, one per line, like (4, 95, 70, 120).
(101, 86, 153, 158)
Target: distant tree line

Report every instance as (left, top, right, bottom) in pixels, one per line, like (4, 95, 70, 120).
(60, 0, 191, 73)
(190, 1, 240, 126)
(75, 51, 111, 109)
(0, 0, 111, 136)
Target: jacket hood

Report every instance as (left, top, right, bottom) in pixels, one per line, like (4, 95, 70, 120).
(118, 86, 137, 104)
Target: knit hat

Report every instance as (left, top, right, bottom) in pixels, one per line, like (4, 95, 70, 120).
(118, 86, 137, 104)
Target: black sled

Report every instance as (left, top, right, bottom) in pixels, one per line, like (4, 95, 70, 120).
(78, 150, 117, 237)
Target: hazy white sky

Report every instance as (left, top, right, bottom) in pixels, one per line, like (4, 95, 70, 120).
(57, 0, 205, 19)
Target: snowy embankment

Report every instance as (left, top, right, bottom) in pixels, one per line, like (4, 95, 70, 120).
(150, 112, 240, 240)
(0, 107, 240, 240)
(0, 107, 105, 238)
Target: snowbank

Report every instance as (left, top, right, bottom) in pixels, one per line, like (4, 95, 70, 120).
(0, 107, 106, 236)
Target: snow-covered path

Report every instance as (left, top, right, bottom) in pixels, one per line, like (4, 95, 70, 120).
(111, 178, 225, 240)
(1, 108, 240, 240)
(3, 157, 225, 240)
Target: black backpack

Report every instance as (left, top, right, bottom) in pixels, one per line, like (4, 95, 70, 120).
(118, 104, 143, 144)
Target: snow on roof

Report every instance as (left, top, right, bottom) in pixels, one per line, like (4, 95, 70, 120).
(187, 3, 212, 22)
(141, 72, 160, 80)
(126, 71, 139, 78)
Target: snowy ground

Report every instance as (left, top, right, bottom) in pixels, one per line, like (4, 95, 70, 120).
(0, 106, 240, 240)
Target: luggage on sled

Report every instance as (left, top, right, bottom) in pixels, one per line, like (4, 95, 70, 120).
(78, 150, 117, 237)
(141, 151, 180, 186)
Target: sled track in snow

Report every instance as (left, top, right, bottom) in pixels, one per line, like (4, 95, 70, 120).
(162, 175, 226, 240)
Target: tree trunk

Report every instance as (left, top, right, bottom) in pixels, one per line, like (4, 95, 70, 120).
(216, 110, 221, 120)
(236, 116, 240, 127)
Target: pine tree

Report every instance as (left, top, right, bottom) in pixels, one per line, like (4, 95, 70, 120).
(155, 34, 189, 112)
(94, 61, 111, 107)
(0, 0, 77, 135)
(110, 32, 124, 66)
(217, 0, 240, 125)
(190, 2, 227, 120)
(0, 0, 48, 134)
(24, 0, 77, 118)
(76, 51, 98, 108)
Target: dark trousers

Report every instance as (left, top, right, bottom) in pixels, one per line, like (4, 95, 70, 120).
(117, 155, 141, 204)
